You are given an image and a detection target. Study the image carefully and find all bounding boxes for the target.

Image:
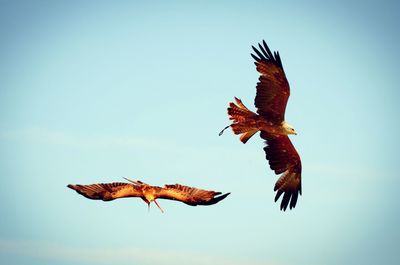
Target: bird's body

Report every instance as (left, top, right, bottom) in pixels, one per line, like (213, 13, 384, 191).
(220, 40, 302, 211)
(141, 185, 158, 204)
(68, 178, 230, 213)
(223, 99, 296, 142)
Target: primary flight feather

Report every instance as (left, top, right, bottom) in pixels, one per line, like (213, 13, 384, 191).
(220, 40, 302, 211)
(68, 178, 230, 213)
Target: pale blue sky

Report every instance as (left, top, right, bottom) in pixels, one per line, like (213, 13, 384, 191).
(0, 1, 399, 265)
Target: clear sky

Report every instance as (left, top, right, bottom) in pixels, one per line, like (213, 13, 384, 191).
(0, 1, 399, 265)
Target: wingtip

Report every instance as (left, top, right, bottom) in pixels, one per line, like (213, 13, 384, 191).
(276, 191, 299, 211)
(218, 192, 231, 199)
(203, 192, 230, 206)
(251, 53, 260, 62)
(274, 190, 283, 202)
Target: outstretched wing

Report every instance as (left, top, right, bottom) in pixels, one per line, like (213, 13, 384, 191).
(67, 182, 142, 201)
(251, 40, 290, 124)
(260, 132, 302, 211)
(156, 184, 230, 206)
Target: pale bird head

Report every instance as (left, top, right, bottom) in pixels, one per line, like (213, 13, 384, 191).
(282, 121, 297, 135)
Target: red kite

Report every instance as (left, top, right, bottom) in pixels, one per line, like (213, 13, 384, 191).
(220, 40, 302, 210)
(68, 178, 230, 213)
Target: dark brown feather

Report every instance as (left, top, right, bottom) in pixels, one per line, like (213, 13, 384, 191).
(67, 182, 142, 201)
(260, 132, 302, 210)
(251, 41, 290, 123)
(156, 184, 230, 206)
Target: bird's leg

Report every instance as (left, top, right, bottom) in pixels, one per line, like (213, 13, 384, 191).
(153, 199, 164, 213)
(147, 202, 150, 213)
(219, 125, 230, 136)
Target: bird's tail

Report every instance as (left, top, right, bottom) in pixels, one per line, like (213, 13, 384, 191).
(219, 97, 259, 144)
(228, 97, 255, 122)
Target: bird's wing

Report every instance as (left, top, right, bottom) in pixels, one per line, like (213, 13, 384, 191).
(67, 182, 142, 201)
(251, 40, 290, 123)
(260, 132, 302, 210)
(155, 184, 230, 206)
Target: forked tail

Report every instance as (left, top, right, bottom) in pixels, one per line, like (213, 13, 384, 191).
(219, 97, 259, 144)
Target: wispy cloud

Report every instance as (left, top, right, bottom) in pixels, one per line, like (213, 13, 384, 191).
(0, 126, 258, 162)
(0, 127, 160, 150)
(0, 239, 277, 265)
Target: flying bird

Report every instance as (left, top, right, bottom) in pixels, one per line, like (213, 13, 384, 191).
(219, 40, 302, 211)
(67, 178, 230, 213)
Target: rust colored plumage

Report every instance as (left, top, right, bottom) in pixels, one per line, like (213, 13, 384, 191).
(220, 40, 302, 211)
(67, 178, 230, 213)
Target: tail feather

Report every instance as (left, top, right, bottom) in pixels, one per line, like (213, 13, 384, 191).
(234, 97, 250, 111)
(239, 130, 258, 144)
(231, 123, 254, 135)
(224, 98, 259, 144)
(228, 102, 254, 123)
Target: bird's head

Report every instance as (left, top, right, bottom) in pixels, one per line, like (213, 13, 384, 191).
(282, 121, 297, 135)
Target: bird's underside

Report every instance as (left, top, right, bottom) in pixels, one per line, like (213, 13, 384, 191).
(220, 40, 302, 211)
(67, 178, 230, 213)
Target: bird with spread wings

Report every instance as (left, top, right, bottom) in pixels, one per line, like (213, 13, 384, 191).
(68, 178, 230, 213)
(220, 40, 302, 211)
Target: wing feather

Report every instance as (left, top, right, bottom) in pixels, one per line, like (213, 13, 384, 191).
(67, 182, 142, 201)
(251, 41, 290, 123)
(156, 184, 230, 206)
(260, 132, 302, 210)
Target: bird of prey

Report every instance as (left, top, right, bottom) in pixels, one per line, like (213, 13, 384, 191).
(67, 178, 230, 213)
(219, 40, 302, 211)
